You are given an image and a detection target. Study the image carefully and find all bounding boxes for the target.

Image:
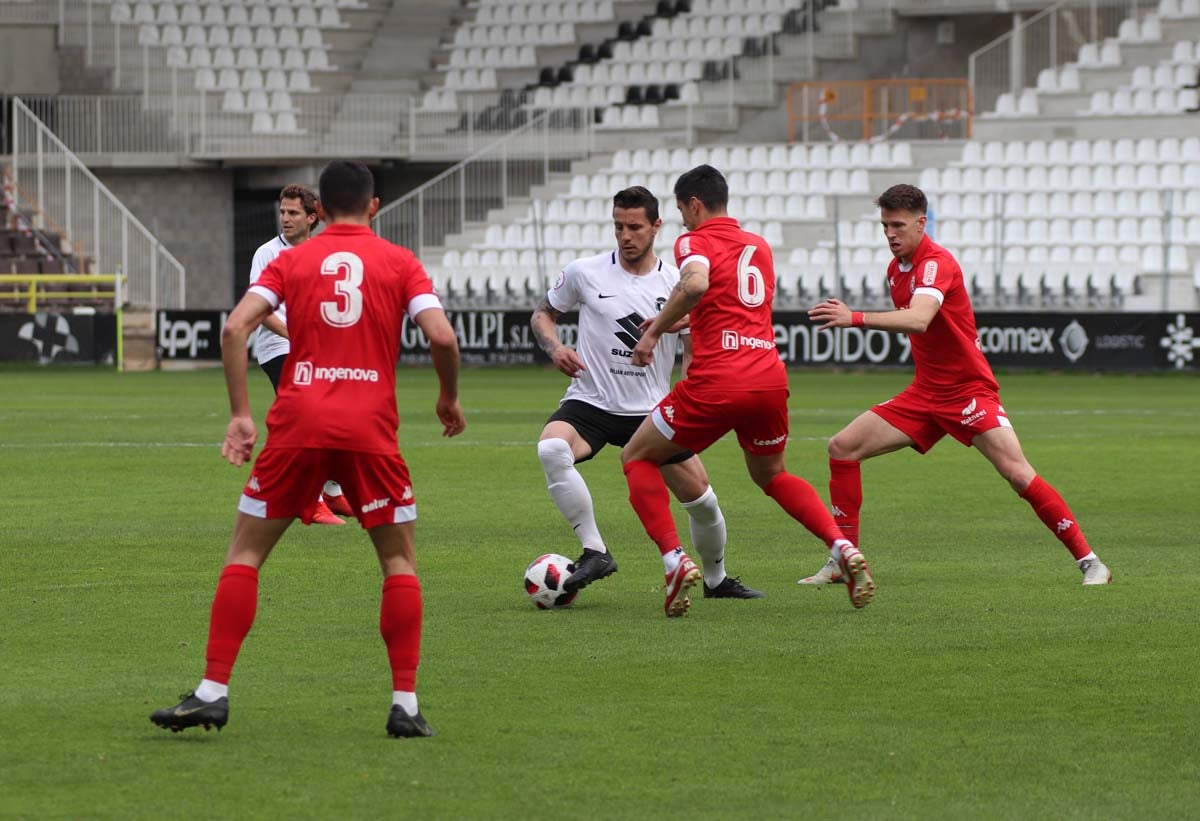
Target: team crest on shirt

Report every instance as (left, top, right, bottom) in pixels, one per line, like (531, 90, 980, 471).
(922, 260, 938, 286)
(655, 297, 666, 312)
(553, 270, 565, 290)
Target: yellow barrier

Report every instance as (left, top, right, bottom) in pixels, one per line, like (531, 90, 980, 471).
(0, 274, 128, 370)
(787, 78, 972, 143)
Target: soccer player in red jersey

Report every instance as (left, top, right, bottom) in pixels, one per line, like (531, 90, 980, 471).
(801, 184, 1112, 587)
(620, 165, 876, 614)
(151, 161, 465, 739)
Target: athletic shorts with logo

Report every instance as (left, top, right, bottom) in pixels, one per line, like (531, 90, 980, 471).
(548, 399, 692, 465)
(871, 384, 1011, 454)
(239, 447, 416, 528)
(650, 380, 790, 455)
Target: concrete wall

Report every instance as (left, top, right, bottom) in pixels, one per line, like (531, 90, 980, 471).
(0, 25, 59, 94)
(95, 168, 236, 309)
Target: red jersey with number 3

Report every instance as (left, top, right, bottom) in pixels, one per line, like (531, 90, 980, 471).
(249, 223, 441, 452)
(674, 217, 786, 391)
(888, 233, 998, 395)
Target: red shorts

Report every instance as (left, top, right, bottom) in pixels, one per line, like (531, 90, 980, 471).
(871, 385, 1012, 454)
(650, 380, 790, 455)
(238, 447, 416, 528)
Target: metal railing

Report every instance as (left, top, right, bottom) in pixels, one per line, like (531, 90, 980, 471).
(374, 108, 594, 266)
(968, 0, 1151, 116)
(8, 97, 186, 311)
(787, 78, 972, 142)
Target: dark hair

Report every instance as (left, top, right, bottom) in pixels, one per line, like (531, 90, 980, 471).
(875, 184, 927, 214)
(673, 164, 728, 211)
(279, 183, 319, 223)
(612, 185, 660, 222)
(318, 160, 375, 218)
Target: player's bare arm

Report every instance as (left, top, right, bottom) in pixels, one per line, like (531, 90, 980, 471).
(809, 294, 941, 334)
(260, 313, 289, 339)
(531, 297, 586, 378)
(414, 306, 466, 438)
(632, 262, 708, 367)
(220, 291, 274, 465)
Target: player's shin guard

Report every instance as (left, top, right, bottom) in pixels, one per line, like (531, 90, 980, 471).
(764, 472, 844, 547)
(380, 574, 422, 692)
(203, 564, 259, 685)
(1019, 475, 1093, 560)
(682, 485, 726, 586)
(537, 438, 605, 552)
(623, 459, 681, 555)
(828, 458, 862, 546)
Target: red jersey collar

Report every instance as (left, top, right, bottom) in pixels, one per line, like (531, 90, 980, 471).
(696, 216, 739, 230)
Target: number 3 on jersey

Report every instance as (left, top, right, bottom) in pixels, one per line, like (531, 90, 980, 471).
(321, 251, 364, 327)
(737, 245, 765, 308)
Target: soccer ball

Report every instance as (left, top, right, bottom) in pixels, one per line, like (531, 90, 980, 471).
(524, 553, 578, 610)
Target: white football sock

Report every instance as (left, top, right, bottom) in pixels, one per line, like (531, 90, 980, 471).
(392, 690, 419, 716)
(682, 485, 726, 588)
(662, 546, 684, 574)
(323, 480, 343, 496)
(194, 679, 228, 702)
(537, 438, 606, 553)
(830, 539, 854, 561)
(1076, 551, 1098, 567)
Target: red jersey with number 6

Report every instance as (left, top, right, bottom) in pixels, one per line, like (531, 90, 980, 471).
(887, 233, 998, 395)
(249, 223, 442, 453)
(673, 217, 786, 391)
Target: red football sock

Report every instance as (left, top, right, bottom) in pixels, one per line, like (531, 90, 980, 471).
(764, 472, 844, 548)
(380, 574, 422, 692)
(1019, 476, 1092, 560)
(203, 564, 259, 685)
(622, 460, 682, 555)
(828, 458, 862, 546)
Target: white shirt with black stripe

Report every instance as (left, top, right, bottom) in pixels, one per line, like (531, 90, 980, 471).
(546, 250, 685, 416)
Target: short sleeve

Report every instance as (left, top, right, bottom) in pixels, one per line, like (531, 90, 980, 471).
(674, 232, 710, 271)
(400, 252, 442, 319)
(248, 246, 271, 285)
(251, 257, 286, 307)
(912, 252, 958, 305)
(546, 261, 582, 313)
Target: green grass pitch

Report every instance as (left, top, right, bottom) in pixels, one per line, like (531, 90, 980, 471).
(1, 365, 1197, 819)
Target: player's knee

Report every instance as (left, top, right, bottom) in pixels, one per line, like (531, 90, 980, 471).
(537, 437, 574, 471)
(827, 434, 856, 461)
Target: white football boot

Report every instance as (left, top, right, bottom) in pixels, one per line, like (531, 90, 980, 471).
(1079, 558, 1113, 585)
(797, 556, 845, 585)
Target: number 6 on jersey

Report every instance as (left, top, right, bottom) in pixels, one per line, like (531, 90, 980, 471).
(737, 245, 765, 308)
(321, 251, 364, 327)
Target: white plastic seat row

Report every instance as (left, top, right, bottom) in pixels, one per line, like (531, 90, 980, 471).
(1159, 0, 1200, 19)
(958, 136, 1200, 167)
(568, 59, 705, 87)
(444, 68, 498, 90)
(169, 45, 331, 71)
(475, 0, 615, 24)
(420, 88, 458, 111)
(1085, 87, 1199, 115)
(447, 45, 536, 68)
(1130, 62, 1196, 89)
(934, 189, 1200, 219)
(650, 11, 782, 39)
(452, 21, 575, 47)
(609, 142, 912, 174)
(920, 162, 1200, 193)
(195, 67, 313, 92)
(220, 88, 296, 113)
(137, 23, 325, 49)
(988, 88, 1039, 117)
(250, 111, 303, 134)
(1116, 13, 1162, 43)
(123, 2, 343, 27)
(610, 34, 737, 64)
(596, 105, 660, 128)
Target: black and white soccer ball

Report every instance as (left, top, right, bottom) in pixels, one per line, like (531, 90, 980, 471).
(524, 553, 578, 610)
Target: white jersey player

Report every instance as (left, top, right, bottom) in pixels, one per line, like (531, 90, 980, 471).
(531, 185, 763, 607)
(247, 184, 351, 525)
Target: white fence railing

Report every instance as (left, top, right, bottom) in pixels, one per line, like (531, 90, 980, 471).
(374, 109, 593, 278)
(8, 97, 186, 311)
(968, 0, 1152, 116)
